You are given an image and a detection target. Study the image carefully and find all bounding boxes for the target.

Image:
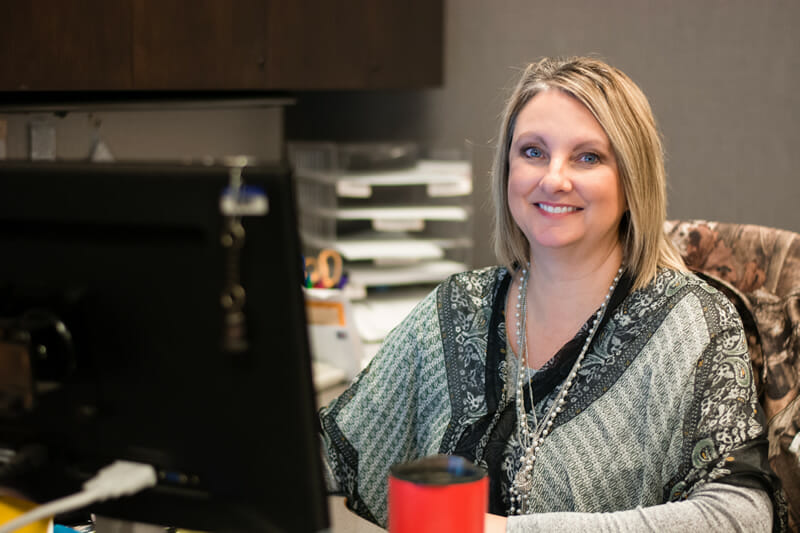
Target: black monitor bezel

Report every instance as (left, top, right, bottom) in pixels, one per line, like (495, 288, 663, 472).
(0, 161, 329, 533)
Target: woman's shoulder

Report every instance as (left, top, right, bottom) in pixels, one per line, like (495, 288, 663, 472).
(439, 265, 511, 302)
(445, 264, 510, 284)
(650, 268, 734, 300)
(637, 268, 742, 328)
(395, 266, 510, 328)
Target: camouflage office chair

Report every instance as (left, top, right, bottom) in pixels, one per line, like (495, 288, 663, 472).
(666, 220, 800, 530)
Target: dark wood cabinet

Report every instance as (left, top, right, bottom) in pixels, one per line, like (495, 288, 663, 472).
(0, 0, 133, 91)
(360, 0, 443, 89)
(265, 0, 442, 90)
(132, 0, 267, 90)
(0, 0, 442, 92)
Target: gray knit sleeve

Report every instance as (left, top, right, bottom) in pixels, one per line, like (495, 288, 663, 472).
(506, 482, 772, 532)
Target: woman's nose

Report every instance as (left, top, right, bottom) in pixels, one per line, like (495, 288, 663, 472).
(539, 159, 573, 193)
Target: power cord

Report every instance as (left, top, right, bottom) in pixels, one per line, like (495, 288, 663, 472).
(0, 460, 157, 533)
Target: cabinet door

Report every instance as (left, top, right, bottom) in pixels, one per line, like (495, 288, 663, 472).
(132, 0, 267, 90)
(361, 0, 443, 88)
(0, 0, 441, 92)
(265, 0, 442, 90)
(0, 0, 133, 91)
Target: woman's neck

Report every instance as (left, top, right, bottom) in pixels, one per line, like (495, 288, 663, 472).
(520, 244, 624, 368)
(527, 244, 623, 318)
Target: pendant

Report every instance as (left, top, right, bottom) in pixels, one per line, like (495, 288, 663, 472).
(513, 464, 533, 494)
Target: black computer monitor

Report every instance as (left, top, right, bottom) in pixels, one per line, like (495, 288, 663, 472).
(0, 161, 329, 532)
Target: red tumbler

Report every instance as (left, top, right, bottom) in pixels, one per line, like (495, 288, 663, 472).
(388, 454, 488, 533)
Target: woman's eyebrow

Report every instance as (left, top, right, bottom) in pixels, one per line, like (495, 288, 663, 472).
(511, 133, 609, 153)
(510, 132, 548, 147)
(573, 139, 611, 152)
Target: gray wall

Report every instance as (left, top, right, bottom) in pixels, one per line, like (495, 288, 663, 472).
(287, 0, 800, 268)
(1, 106, 284, 163)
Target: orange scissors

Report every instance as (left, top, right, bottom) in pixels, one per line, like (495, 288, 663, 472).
(304, 249, 344, 289)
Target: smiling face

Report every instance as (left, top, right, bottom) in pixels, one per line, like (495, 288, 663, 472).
(507, 89, 627, 264)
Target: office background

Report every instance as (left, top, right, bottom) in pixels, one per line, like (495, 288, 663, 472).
(287, 0, 800, 268)
(2, 0, 798, 269)
(0, 3, 797, 531)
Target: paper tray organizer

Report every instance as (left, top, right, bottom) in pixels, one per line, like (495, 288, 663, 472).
(289, 142, 474, 295)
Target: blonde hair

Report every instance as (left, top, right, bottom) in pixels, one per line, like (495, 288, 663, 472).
(491, 56, 686, 289)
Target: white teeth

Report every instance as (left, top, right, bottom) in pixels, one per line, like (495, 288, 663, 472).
(537, 203, 578, 214)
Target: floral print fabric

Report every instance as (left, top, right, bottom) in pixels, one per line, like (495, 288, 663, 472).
(666, 220, 800, 530)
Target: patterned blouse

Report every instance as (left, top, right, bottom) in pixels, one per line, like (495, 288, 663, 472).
(319, 267, 786, 530)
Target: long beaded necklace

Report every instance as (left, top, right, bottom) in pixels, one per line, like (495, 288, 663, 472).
(508, 263, 624, 515)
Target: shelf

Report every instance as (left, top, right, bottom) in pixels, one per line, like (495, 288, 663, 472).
(297, 160, 472, 198)
(301, 232, 472, 262)
(329, 239, 443, 262)
(347, 259, 466, 288)
(309, 205, 469, 222)
(0, 96, 295, 114)
(292, 141, 470, 382)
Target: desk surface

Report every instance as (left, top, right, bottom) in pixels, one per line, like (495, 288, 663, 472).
(89, 500, 382, 533)
(328, 496, 384, 532)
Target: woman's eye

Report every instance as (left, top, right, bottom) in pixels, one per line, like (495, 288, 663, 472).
(578, 153, 600, 164)
(523, 146, 543, 158)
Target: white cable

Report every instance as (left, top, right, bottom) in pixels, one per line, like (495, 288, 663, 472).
(0, 460, 157, 533)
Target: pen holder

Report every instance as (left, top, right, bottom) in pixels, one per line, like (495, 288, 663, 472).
(388, 455, 487, 533)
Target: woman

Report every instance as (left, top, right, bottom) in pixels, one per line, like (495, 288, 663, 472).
(319, 57, 786, 532)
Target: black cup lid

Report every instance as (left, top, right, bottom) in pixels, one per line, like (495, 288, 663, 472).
(390, 454, 487, 485)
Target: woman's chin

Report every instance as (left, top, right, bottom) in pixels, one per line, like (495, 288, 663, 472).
(528, 231, 582, 251)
